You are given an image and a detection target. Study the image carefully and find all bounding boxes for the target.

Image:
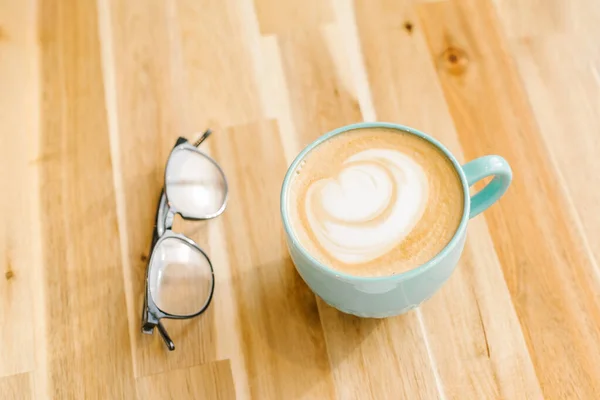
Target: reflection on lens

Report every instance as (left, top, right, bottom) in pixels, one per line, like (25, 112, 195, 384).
(166, 149, 227, 218)
(148, 237, 213, 316)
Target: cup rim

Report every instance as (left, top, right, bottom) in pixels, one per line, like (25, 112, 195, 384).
(280, 121, 470, 283)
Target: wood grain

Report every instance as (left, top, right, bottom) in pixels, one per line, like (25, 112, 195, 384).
(278, 29, 363, 147)
(0, 373, 32, 400)
(176, 0, 262, 127)
(2, 0, 600, 398)
(418, 0, 600, 397)
(0, 0, 36, 378)
(136, 360, 236, 400)
(492, 0, 569, 38)
(318, 305, 441, 400)
(253, 0, 333, 34)
(354, 1, 541, 398)
(38, 0, 135, 397)
(502, 1, 600, 291)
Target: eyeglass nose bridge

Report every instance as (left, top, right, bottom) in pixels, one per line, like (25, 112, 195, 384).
(156, 191, 172, 238)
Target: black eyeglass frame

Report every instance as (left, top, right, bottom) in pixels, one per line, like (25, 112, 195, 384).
(141, 131, 227, 351)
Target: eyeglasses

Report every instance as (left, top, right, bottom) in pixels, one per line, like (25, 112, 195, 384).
(141, 130, 227, 351)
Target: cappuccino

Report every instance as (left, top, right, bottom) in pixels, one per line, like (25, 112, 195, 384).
(286, 127, 464, 277)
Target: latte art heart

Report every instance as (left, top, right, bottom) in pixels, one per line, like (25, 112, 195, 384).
(305, 149, 429, 264)
(288, 127, 464, 277)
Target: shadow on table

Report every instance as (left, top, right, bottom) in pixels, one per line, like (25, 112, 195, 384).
(232, 255, 381, 395)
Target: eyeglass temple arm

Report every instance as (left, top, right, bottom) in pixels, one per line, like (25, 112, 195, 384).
(157, 321, 175, 351)
(155, 190, 173, 239)
(193, 129, 212, 147)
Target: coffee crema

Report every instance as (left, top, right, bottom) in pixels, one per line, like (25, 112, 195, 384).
(287, 127, 464, 277)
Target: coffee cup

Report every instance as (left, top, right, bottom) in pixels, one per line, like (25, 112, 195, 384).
(280, 122, 512, 317)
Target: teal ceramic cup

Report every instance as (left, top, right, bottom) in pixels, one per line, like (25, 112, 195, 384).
(280, 122, 512, 317)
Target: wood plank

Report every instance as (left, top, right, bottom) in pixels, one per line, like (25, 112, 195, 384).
(102, 0, 222, 377)
(212, 121, 337, 400)
(510, 36, 600, 275)
(253, 0, 333, 34)
(500, 0, 600, 279)
(254, 35, 300, 163)
(277, 28, 363, 147)
(136, 360, 236, 400)
(491, 0, 570, 38)
(0, 0, 36, 378)
(0, 373, 32, 400)
(353, 0, 455, 131)
(419, 222, 542, 399)
(418, 1, 600, 397)
(256, 0, 373, 159)
(318, 306, 440, 399)
(176, 0, 262, 128)
(353, 1, 541, 398)
(38, 0, 135, 397)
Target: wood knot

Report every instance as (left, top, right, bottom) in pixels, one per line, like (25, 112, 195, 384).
(140, 254, 148, 262)
(5, 270, 14, 280)
(440, 46, 468, 75)
(403, 21, 414, 34)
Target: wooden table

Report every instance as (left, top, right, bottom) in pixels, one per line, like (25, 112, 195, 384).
(2, 0, 600, 398)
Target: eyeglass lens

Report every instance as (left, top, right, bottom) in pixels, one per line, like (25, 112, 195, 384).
(149, 237, 213, 316)
(165, 148, 227, 218)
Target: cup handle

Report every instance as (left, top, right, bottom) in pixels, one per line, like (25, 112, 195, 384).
(461, 155, 512, 219)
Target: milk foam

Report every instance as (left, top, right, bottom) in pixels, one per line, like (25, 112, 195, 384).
(304, 149, 428, 264)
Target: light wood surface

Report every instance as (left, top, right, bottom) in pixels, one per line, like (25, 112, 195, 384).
(1, 0, 599, 399)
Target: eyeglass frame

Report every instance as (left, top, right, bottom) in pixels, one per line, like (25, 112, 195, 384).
(141, 131, 228, 351)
